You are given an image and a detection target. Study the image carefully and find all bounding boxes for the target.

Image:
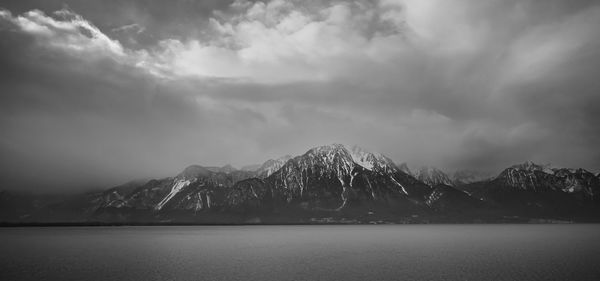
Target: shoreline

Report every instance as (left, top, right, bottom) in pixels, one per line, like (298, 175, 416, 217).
(2, 220, 597, 227)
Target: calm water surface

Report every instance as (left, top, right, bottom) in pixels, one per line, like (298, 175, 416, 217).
(1, 225, 599, 281)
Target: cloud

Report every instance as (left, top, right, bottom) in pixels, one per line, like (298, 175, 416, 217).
(1, 0, 600, 192)
(0, 7, 182, 79)
(0, 7, 270, 190)
(150, 0, 416, 83)
(1, 8, 124, 57)
(111, 23, 145, 34)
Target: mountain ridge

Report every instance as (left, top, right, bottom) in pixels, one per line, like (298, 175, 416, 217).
(2, 146, 599, 224)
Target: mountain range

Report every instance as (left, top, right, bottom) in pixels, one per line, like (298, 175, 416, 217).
(1, 144, 599, 224)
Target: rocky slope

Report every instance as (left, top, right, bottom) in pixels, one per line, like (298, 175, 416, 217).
(425, 184, 481, 212)
(88, 165, 258, 220)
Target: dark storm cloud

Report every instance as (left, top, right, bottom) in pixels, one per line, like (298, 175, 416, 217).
(1, 0, 600, 192)
(0, 7, 268, 190)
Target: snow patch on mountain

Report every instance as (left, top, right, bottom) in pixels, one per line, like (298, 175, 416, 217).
(346, 145, 376, 170)
(155, 179, 190, 210)
(344, 145, 398, 174)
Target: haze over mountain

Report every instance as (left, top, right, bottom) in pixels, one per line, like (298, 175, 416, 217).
(1, 0, 600, 193)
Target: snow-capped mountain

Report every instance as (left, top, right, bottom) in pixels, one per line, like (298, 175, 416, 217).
(414, 166, 454, 187)
(266, 144, 358, 209)
(494, 161, 560, 192)
(462, 161, 600, 209)
(265, 144, 431, 210)
(3, 146, 600, 223)
(87, 144, 429, 215)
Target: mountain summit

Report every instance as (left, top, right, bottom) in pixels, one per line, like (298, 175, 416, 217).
(414, 166, 454, 187)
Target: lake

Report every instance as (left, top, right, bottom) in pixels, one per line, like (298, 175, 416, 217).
(1, 225, 599, 281)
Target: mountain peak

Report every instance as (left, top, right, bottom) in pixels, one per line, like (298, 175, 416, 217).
(307, 143, 348, 155)
(177, 165, 212, 180)
(220, 164, 236, 173)
(302, 144, 354, 167)
(414, 166, 453, 187)
(343, 144, 396, 172)
(510, 161, 554, 174)
(221, 164, 235, 170)
(257, 155, 293, 177)
(306, 142, 352, 155)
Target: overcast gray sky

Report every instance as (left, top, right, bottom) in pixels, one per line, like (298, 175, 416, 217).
(1, 0, 599, 192)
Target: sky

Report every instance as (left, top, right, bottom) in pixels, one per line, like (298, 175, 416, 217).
(1, 0, 599, 192)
